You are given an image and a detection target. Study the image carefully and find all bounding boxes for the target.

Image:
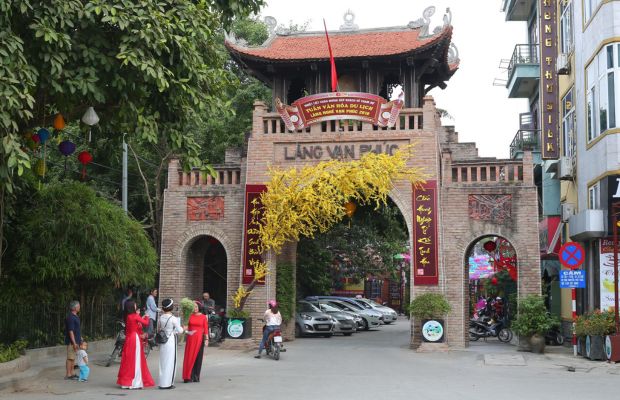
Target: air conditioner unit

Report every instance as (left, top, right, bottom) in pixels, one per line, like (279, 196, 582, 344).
(559, 156, 574, 180)
(561, 203, 575, 222)
(557, 53, 570, 75)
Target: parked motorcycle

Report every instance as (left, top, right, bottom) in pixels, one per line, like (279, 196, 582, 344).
(469, 316, 513, 342)
(545, 324, 565, 345)
(104, 320, 155, 367)
(206, 308, 223, 346)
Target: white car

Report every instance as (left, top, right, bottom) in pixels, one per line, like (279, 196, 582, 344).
(351, 298, 398, 324)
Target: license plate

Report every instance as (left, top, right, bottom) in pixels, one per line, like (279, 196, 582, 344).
(274, 336, 282, 343)
(317, 324, 330, 329)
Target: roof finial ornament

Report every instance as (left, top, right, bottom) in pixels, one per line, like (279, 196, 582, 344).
(447, 43, 460, 65)
(340, 10, 359, 31)
(264, 16, 277, 36)
(407, 6, 435, 38)
(443, 7, 452, 27)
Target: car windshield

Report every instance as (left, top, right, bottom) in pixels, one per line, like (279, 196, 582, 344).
(319, 303, 341, 312)
(338, 300, 363, 311)
(353, 300, 372, 309)
(327, 301, 348, 311)
(366, 299, 382, 307)
(298, 302, 321, 313)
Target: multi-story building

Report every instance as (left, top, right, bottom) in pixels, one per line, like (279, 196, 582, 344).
(502, 0, 564, 321)
(504, 0, 620, 333)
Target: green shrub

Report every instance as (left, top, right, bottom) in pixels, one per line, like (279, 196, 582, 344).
(276, 263, 295, 321)
(405, 293, 451, 320)
(0, 340, 28, 363)
(226, 308, 250, 319)
(511, 295, 558, 337)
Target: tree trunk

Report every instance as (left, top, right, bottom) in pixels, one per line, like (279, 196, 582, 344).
(0, 185, 4, 278)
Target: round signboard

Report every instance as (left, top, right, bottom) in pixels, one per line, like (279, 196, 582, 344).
(227, 319, 244, 338)
(422, 320, 444, 342)
(559, 242, 585, 270)
(606, 335, 612, 360)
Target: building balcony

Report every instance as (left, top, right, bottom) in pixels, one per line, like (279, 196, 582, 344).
(506, 44, 540, 98)
(569, 210, 606, 241)
(502, 0, 536, 21)
(510, 129, 540, 160)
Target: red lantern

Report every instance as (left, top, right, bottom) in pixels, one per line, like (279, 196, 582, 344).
(483, 241, 497, 252)
(77, 150, 93, 180)
(491, 277, 498, 285)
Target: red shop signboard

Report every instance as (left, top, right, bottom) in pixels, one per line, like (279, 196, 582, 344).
(242, 184, 267, 284)
(413, 180, 438, 285)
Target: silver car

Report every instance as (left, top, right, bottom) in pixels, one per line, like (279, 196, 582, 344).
(325, 299, 382, 330)
(351, 298, 398, 324)
(316, 302, 357, 336)
(295, 301, 335, 338)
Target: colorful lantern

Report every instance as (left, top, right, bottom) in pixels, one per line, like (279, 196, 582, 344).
(58, 140, 76, 175)
(77, 150, 93, 180)
(483, 241, 497, 252)
(344, 201, 357, 218)
(36, 128, 50, 145)
(491, 277, 498, 285)
(34, 159, 46, 177)
(32, 133, 41, 144)
(53, 113, 66, 130)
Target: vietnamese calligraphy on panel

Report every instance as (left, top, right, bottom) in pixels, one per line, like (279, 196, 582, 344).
(468, 194, 512, 223)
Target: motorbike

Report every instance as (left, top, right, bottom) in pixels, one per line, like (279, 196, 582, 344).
(259, 319, 283, 360)
(545, 322, 565, 346)
(105, 320, 156, 367)
(469, 316, 513, 343)
(206, 308, 223, 346)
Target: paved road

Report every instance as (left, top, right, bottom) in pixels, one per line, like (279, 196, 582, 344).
(3, 318, 619, 400)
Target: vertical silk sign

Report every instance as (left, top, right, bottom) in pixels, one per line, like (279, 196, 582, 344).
(540, 0, 559, 159)
(413, 180, 438, 285)
(242, 184, 267, 284)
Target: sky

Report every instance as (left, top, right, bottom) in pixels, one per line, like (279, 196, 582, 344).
(260, 0, 530, 159)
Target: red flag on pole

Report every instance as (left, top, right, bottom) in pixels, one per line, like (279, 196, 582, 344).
(323, 19, 338, 92)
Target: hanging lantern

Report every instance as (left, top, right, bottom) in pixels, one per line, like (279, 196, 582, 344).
(34, 159, 46, 177)
(77, 150, 93, 180)
(37, 128, 50, 145)
(32, 133, 41, 144)
(491, 277, 498, 285)
(26, 137, 39, 151)
(483, 240, 497, 252)
(82, 107, 99, 126)
(53, 113, 66, 130)
(344, 201, 357, 218)
(82, 107, 99, 142)
(59, 140, 76, 156)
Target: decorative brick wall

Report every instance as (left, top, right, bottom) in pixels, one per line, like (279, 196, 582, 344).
(160, 97, 540, 348)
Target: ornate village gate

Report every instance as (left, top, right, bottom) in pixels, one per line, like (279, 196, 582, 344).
(159, 10, 541, 348)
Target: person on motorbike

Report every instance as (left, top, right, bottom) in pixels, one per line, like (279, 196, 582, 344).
(254, 300, 282, 359)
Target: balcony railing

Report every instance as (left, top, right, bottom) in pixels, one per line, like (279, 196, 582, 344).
(261, 108, 425, 134)
(510, 129, 540, 159)
(507, 44, 539, 85)
(178, 165, 241, 187)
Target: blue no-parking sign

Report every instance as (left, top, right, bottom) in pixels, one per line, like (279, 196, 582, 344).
(559, 269, 586, 289)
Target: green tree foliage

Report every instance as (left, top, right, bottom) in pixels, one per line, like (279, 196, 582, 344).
(296, 202, 408, 296)
(275, 263, 295, 321)
(0, 0, 265, 271)
(2, 181, 157, 302)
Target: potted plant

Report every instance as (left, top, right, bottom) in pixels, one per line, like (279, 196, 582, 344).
(406, 292, 451, 343)
(583, 310, 615, 361)
(574, 314, 587, 356)
(511, 295, 558, 353)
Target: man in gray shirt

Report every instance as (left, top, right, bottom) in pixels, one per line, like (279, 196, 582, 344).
(145, 288, 159, 335)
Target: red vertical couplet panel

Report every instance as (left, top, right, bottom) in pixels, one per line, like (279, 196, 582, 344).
(539, 0, 559, 159)
(413, 180, 439, 285)
(242, 184, 267, 284)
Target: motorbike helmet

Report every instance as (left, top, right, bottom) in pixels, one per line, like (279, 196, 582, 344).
(268, 299, 278, 308)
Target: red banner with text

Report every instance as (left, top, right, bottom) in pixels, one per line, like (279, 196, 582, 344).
(242, 184, 267, 284)
(413, 180, 439, 285)
(276, 91, 404, 131)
